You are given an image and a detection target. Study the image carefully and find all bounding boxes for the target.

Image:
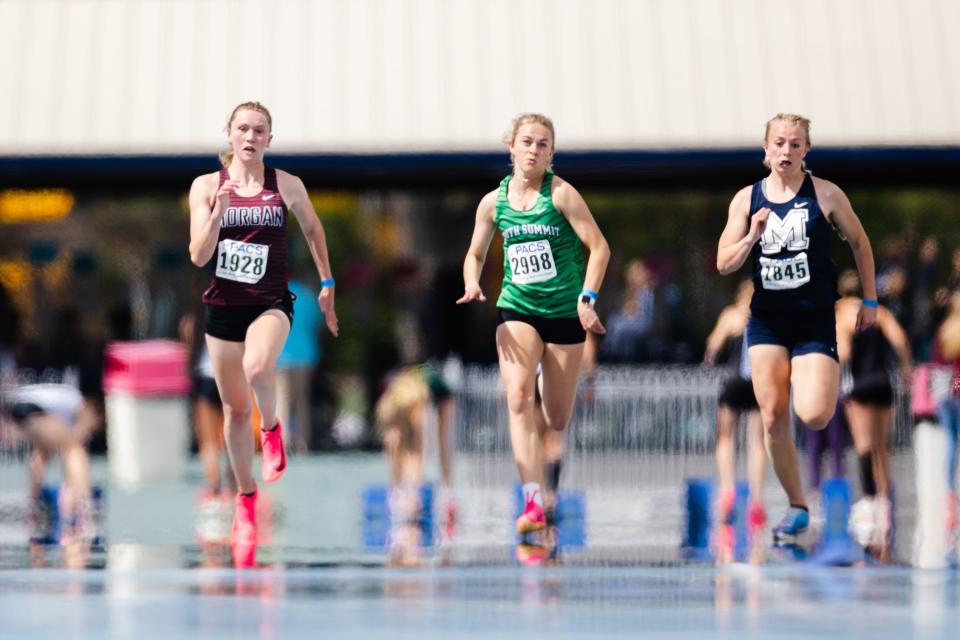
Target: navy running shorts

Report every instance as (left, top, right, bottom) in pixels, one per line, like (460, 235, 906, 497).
(746, 306, 838, 361)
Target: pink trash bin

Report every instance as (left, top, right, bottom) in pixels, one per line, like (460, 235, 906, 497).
(104, 340, 191, 489)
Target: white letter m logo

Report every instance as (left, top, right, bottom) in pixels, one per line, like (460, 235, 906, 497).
(760, 208, 809, 254)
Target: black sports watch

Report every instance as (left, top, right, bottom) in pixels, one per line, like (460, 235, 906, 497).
(579, 288, 598, 307)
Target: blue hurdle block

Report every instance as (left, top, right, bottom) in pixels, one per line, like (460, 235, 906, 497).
(682, 477, 713, 561)
(555, 491, 586, 547)
(810, 477, 862, 566)
(730, 481, 751, 561)
(362, 484, 435, 548)
(683, 478, 755, 561)
(361, 485, 390, 548)
(420, 484, 435, 548)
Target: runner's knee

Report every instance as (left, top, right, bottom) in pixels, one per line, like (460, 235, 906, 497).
(504, 383, 535, 416)
(795, 404, 835, 430)
(222, 403, 252, 427)
(243, 356, 275, 390)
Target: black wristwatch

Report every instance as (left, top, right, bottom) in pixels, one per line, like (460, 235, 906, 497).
(579, 288, 598, 308)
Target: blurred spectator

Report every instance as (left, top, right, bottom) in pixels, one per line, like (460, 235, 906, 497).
(946, 248, 960, 292)
(18, 305, 106, 452)
(600, 258, 673, 363)
(0, 281, 21, 379)
(909, 236, 940, 362)
(178, 308, 228, 496)
(878, 263, 911, 333)
(108, 303, 134, 342)
(934, 290, 960, 540)
(932, 248, 960, 323)
(277, 274, 325, 452)
(390, 259, 428, 365)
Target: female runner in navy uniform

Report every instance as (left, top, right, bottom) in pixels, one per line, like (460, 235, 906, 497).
(189, 101, 339, 552)
(717, 113, 878, 544)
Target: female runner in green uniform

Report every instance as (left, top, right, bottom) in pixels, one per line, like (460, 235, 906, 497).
(458, 114, 610, 536)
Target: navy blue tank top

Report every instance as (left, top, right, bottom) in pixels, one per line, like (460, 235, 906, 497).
(749, 172, 837, 311)
(202, 167, 289, 307)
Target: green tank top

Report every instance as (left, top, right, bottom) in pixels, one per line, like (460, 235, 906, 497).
(495, 171, 585, 318)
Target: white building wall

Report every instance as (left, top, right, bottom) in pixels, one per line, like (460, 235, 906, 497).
(1, 0, 957, 155)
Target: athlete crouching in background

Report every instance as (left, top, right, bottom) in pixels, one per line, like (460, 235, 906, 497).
(375, 364, 457, 566)
(2, 382, 102, 566)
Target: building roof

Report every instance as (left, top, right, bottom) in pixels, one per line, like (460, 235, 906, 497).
(2, 0, 958, 157)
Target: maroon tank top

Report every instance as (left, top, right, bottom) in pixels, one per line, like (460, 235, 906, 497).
(202, 167, 289, 306)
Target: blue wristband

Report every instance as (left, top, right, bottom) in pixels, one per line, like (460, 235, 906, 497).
(581, 288, 598, 301)
(321, 278, 336, 288)
(862, 298, 878, 309)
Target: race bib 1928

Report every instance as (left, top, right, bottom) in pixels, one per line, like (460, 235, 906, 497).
(216, 239, 269, 284)
(508, 240, 557, 285)
(759, 252, 810, 290)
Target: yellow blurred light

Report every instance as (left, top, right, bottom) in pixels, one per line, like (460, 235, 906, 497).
(309, 192, 358, 217)
(0, 189, 75, 223)
(373, 215, 400, 260)
(0, 259, 31, 293)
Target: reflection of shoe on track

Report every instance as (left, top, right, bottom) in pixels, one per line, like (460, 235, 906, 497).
(261, 421, 287, 483)
(772, 507, 810, 546)
(443, 497, 458, 542)
(196, 489, 232, 544)
(746, 501, 767, 540)
(713, 523, 736, 563)
(945, 492, 958, 550)
(232, 489, 258, 545)
(774, 542, 810, 561)
(516, 499, 547, 535)
(515, 542, 549, 566)
(232, 540, 257, 569)
(849, 497, 887, 549)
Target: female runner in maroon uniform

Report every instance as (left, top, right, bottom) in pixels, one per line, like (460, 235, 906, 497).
(188, 101, 339, 550)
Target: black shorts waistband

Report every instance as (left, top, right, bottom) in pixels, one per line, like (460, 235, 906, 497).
(497, 309, 585, 345)
(204, 293, 294, 342)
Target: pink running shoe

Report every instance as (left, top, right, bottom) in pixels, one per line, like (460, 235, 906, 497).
(444, 497, 458, 541)
(232, 489, 258, 545)
(746, 500, 767, 539)
(516, 499, 547, 535)
(260, 421, 287, 483)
